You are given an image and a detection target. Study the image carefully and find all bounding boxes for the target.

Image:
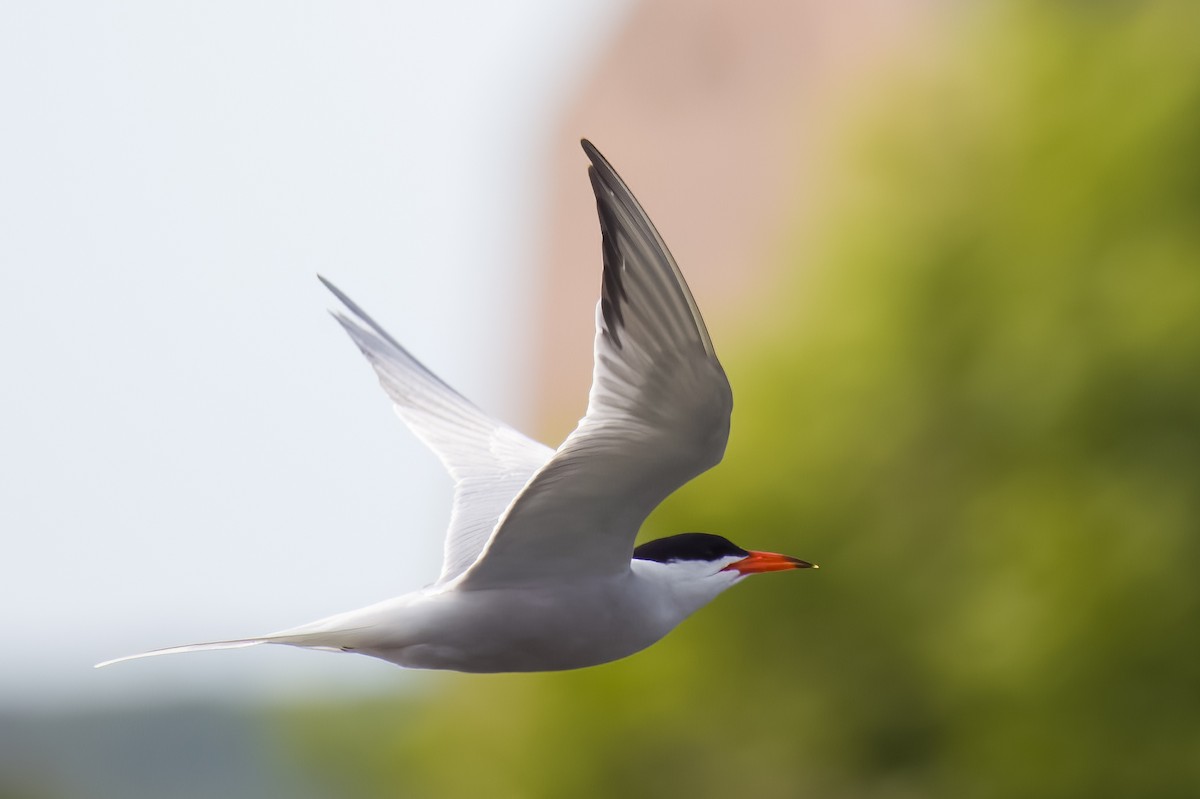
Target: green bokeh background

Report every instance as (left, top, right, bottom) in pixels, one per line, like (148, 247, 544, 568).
(275, 4, 1200, 797)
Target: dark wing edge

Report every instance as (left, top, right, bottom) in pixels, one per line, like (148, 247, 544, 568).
(582, 138, 719, 360)
(454, 142, 732, 589)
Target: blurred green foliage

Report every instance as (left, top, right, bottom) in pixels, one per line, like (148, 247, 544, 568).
(275, 3, 1200, 797)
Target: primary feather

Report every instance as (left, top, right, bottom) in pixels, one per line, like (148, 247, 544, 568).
(318, 276, 553, 584)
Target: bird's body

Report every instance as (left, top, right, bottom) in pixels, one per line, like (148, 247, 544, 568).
(272, 561, 719, 673)
(97, 141, 814, 675)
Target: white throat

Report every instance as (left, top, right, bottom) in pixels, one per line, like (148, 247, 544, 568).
(629, 557, 744, 623)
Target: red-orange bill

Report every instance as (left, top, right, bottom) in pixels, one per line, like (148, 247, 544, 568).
(724, 550, 817, 575)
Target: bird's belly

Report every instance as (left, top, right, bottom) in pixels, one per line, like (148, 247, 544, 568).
(362, 584, 671, 673)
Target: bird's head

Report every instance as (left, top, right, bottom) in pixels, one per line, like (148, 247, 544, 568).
(631, 532, 815, 610)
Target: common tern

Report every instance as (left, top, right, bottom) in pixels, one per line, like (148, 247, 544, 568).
(97, 140, 815, 674)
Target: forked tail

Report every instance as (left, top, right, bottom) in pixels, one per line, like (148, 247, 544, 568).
(94, 629, 360, 669)
(95, 639, 268, 668)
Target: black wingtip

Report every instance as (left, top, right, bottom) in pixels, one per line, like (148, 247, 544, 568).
(316, 275, 409, 354)
(317, 274, 355, 311)
(581, 141, 635, 216)
(316, 273, 340, 296)
(580, 139, 611, 173)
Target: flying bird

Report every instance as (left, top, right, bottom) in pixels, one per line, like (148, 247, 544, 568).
(97, 141, 815, 674)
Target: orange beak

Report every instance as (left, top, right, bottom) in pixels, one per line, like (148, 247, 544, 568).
(723, 550, 817, 575)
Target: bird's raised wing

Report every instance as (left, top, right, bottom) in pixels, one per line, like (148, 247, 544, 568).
(457, 140, 732, 590)
(320, 277, 554, 584)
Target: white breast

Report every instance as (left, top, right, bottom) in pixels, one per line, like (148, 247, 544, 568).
(338, 571, 685, 673)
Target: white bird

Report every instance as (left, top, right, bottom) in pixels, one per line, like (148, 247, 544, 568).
(97, 140, 815, 674)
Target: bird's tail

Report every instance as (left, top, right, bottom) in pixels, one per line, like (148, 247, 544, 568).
(93, 628, 362, 669)
(94, 639, 268, 668)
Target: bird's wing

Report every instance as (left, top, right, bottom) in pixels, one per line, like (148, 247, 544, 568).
(457, 140, 732, 590)
(320, 277, 554, 584)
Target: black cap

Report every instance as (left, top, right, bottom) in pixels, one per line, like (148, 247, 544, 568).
(633, 533, 749, 564)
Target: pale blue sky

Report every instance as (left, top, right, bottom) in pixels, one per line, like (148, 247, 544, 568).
(0, 1, 631, 707)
